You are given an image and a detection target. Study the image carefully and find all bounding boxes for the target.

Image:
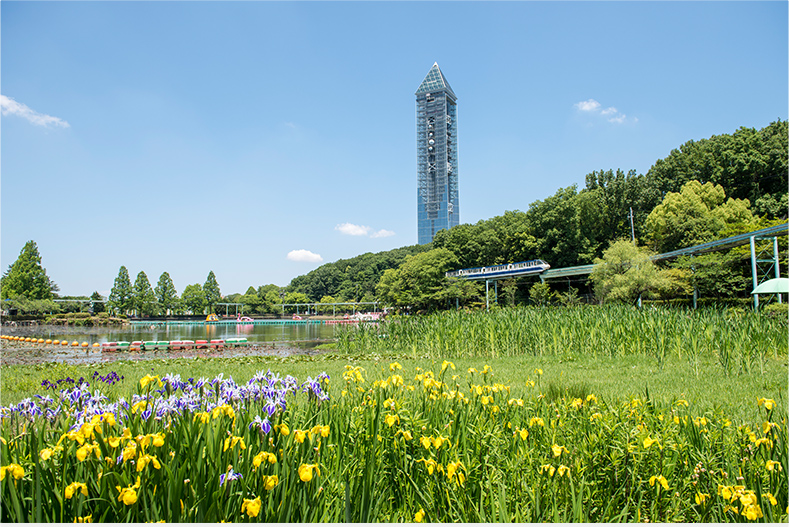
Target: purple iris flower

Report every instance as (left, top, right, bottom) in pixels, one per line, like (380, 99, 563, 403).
(249, 415, 272, 434)
(219, 471, 243, 486)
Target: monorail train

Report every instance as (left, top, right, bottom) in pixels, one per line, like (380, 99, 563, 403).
(445, 259, 551, 281)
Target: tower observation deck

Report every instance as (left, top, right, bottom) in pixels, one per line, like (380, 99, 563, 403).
(416, 63, 459, 244)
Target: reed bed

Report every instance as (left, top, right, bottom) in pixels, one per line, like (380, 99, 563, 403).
(337, 306, 787, 375)
(1, 363, 786, 522)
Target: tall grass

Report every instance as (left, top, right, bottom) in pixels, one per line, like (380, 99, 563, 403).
(337, 306, 787, 375)
(1, 363, 785, 522)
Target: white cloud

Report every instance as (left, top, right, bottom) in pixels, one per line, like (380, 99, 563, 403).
(336, 222, 396, 238)
(575, 99, 601, 112)
(335, 223, 371, 236)
(574, 98, 631, 124)
(287, 249, 323, 263)
(1, 95, 70, 128)
(371, 229, 395, 238)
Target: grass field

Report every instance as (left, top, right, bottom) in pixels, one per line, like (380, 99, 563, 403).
(1, 306, 786, 522)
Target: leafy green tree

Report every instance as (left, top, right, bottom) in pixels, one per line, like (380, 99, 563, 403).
(645, 120, 787, 216)
(108, 266, 133, 316)
(90, 291, 106, 314)
(529, 282, 555, 306)
(288, 244, 431, 302)
(1, 296, 59, 315)
(376, 248, 474, 312)
(644, 180, 755, 254)
(155, 272, 179, 316)
(577, 169, 662, 259)
(203, 271, 221, 313)
(281, 292, 310, 314)
(240, 286, 261, 314)
(523, 186, 586, 268)
(590, 240, 684, 306)
(1, 241, 57, 300)
(132, 271, 156, 316)
(558, 286, 582, 307)
(319, 295, 337, 315)
(501, 279, 519, 307)
(181, 284, 205, 315)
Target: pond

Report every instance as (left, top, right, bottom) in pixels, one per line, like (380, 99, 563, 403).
(0, 321, 346, 366)
(4, 321, 339, 346)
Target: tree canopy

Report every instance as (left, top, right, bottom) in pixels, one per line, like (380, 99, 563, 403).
(155, 272, 180, 316)
(108, 266, 133, 315)
(376, 248, 480, 312)
(132, 271, 156, 316)
(590, 240, 688, 306)
(203, 271, 221, 313)
(644, 180, 755, 254)
(181, 284, 205, 315)
(1, 241, 57, 300)
(646, 120, 787, 218)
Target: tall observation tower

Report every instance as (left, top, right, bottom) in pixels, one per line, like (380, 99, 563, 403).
(416, 63, 459, 244)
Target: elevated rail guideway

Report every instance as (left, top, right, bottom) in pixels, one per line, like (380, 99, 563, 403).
(447, 223, 787, 310)
(446, 259, 550, 310)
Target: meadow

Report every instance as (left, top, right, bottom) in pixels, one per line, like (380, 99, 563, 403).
(1, 305, 786, 522)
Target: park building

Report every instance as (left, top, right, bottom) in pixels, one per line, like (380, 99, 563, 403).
(416, 62, 459, 244)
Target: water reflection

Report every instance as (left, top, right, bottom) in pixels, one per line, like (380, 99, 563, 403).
(25, 322, 338, 346)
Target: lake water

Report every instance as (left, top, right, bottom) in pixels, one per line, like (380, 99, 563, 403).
(1, 321, 347, 366)
(10, 321, 339, 346)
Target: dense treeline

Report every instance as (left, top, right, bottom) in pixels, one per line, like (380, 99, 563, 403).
(3, 122, 785, 317)
(283, 120, 787, 307)
(287, 244, 432, 302)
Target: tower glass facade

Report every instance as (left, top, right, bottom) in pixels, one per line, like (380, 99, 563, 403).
(416, 63, 459, 244)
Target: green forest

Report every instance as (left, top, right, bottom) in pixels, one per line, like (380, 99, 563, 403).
(3, 120, 787, 317)
(279, 120, 787, 311)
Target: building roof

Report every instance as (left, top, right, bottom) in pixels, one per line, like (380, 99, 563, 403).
(415, 62, 456, 99)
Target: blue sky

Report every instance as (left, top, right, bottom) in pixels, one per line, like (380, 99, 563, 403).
(2, 1, 787, 297)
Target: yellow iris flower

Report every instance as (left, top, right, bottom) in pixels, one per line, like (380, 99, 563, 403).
(136, 454, 161, 472)
(65, 482, 88, 499)
(551, 444, 568, 457)
(140, 374, 163, 389)
(415, 508, 425, 522)
(695, 492, 710, 505)
(298, 463, 320, 482)
(649, 475, 669, 491)
(643, 436, 661, 449)
(116, 476, 141, 506)
(758, 398, 776, 411)
(264, 475, 279, 491)
(241, 496, 262, 518)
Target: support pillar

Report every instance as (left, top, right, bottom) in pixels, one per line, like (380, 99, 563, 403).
(750, 236, 759, 310)
(774, 236, 782, 304)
